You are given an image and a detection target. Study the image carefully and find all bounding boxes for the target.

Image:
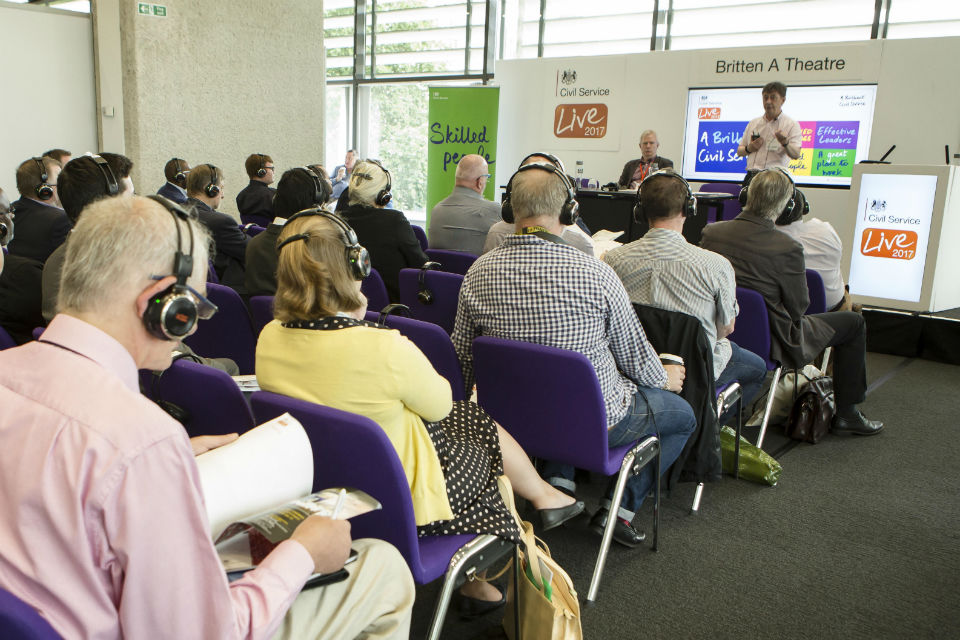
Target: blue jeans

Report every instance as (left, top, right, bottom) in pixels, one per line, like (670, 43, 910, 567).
(715, 341, 768, 424)
(542, 386, 696, 521)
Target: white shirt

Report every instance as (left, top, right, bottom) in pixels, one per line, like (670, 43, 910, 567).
(778, 217, 845, 309)
(739, 112, 802, 170)
(482, 221, 595, 256)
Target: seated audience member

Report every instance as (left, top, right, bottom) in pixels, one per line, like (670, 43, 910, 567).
(339, 160, 427, 302)
(0, 195, 414, 639)
(236, 153, 277, 227)
(158, 157, 190, 204)
(483, 152, 595, 255)
(603, 171, 767, 418)
(700, 168, 883, 435)
(43, 148, 72, 167)
(428, 154, 499, 255)
(774, 190, 850, 311)
(187, 163, 248, 293)
(618, 130, 674, 189)
(43, 153, 134, 323)
(245, 166, 332, 297)
(331, 149, 358, 200)
(0, 197, 43, 344)
(453, 162, 696, 548)
(6, 156, 71, 263)
(257, 209, 583, 612)
(306, 163, 334, 204)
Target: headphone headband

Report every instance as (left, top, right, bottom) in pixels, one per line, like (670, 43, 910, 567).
(278, 208, 371, 280)
(142, 195, 200, 340)
(32, 157, 54, 201)
(519, 152, 566, 174)
(634, 170, 696, 223)
(91, 154, 119, 197)
(357, 159, 392, 207)
(204, 164, 221, 198)
(256, 153, 268, 178)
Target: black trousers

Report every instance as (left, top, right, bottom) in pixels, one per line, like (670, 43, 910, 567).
(808, 311, 867, 408)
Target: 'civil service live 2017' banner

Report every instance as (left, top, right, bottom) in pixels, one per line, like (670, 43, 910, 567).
(542, 58, 623, 152)
(426, 86, 499, 221)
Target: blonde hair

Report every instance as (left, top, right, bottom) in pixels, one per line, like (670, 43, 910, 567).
(347, 160, 389, 206)
(59, 196, 209, 314)
(274, 213, 366, 322)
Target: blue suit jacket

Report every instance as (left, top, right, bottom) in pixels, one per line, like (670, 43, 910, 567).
(157, 182, 188, 204)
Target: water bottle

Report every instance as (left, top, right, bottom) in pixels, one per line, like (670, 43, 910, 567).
(576, 160, 584, 188)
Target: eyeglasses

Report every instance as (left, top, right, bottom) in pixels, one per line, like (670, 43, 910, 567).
(264, 166, 275, 171)
(479, 174, 491, 179)
(149, 276, 219, 320)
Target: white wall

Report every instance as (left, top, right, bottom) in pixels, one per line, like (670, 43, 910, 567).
(0, 2, 98, 197)
(495, 37, 960, 247)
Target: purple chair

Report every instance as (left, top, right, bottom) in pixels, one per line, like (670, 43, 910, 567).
(424, 249, 478, 276)
(206, 259, 219, 284)
(249, 295, 274, 336)
(397, 268, 463, 335)
(0, 326, 18, 350)
(250, 391, 515, 640)
(364, 311, 466, 401)
(140, 358, 255, 438)
(728, 286, 782, 449)
(183, 282, 256, 374)
(805, 269, 827, 315)
(411, 224, 428, 251)
(361, 268, 390, 313)
(472, 336, 661, 602)
(699, 182, 742, 222)
(0, 588, 62, 639)
(242, 223, 266, 237)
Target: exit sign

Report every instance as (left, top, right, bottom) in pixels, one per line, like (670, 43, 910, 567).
(138, 3, 168, 17)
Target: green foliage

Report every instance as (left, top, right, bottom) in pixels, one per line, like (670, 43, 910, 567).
(369, 84, 429, 214)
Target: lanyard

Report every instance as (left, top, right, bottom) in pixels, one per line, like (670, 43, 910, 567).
(517, 226, 568, 245)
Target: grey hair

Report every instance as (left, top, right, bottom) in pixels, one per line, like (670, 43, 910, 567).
(745, 169, 794, 221)
(347, 160, 389, 206)
(640, 129, 658, 142)
(511, 165, 567, 221)
(59, 196, 210, 314)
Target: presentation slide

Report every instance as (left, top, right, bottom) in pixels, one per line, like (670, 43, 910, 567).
(681, 85, 877, 186)
(848, 173, 938, 303)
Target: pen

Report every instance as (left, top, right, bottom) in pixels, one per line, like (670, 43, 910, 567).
(332, 488, 346, 519)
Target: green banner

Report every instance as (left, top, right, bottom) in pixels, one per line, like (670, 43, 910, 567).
(426, 86, 500, 224)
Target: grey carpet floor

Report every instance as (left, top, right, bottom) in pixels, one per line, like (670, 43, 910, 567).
(409, 353, 960, 639)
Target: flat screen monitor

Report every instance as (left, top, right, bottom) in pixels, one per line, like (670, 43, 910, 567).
(681, 84, 878, 187)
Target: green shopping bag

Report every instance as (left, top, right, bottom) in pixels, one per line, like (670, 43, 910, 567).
(720, 425, 782, 486)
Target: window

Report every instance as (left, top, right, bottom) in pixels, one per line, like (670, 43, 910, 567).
(885, 0, 960, 40)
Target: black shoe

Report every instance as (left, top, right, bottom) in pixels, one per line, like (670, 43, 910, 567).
(454, 586, 505, 620)
(589, 509, 646, 548)
(832, 410, 884, 436)
(538, 500, 585, 531)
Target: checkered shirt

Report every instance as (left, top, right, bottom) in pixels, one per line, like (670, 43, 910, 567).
(453, 234, 667, 427)
(603, 228, 738, 378)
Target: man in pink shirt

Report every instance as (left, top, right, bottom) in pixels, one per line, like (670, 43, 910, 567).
(737, 81, 802, 171)
(0, 195, 414, 639)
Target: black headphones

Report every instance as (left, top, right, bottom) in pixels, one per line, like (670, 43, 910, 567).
(256, 154, 268, 178)
(171, 158, 188, 187)
(501, 162, 579, 226)
(204, 164, 221, 198)
(142, 195, 200, 340)
(356, 159, 392, 207)
(634, 170, 696, 224)
(417, 262, 441, 305)
(279, 208, 372, 281)
(520, 152, 566, 174)
(33, 157, 54, 201)
(301, 166, 330, 205)
(739, 167, 808, 223)
(91, 154, 119, 197)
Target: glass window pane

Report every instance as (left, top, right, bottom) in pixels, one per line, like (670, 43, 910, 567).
(325, 86, 352, 171)
(669, 0, 874, 50)
(886, 0, 960, 39)
(325, 0, 356, 78)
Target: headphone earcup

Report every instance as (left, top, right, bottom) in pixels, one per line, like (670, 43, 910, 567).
(501, 198, 515, 223)
(256, 168, 267, 178)
(347, 245, 372, 280)
(205, 183, 220, 198)
(738, 186, 748, 207)
(36, 184, 54, 201)
(143, 287, 199, 340)
(684, 194, 697, 217)
(417, 288, 434, 305)
(375, 190, 392, 207)
(559, 199, 580, 226)
(633, 193, 645, 224)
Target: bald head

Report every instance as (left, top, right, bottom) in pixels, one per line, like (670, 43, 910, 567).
(511, 165, 567, 223)
(454, 155, 490, 194)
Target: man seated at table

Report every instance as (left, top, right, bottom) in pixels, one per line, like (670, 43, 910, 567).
(0, 194, 414, 639)
(700, 168, 883, 436)
(618, 130, 674, 189)
(604, 170, 767, 416)
(428, 154, 500, 255)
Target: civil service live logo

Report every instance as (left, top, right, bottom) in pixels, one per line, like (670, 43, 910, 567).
(859, 197, 920, 261)
(553, 68, 610, 138)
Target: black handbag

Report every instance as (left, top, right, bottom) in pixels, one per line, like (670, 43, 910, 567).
(784, 374, 835, 444)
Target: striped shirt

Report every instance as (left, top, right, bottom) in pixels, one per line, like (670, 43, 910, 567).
(453, 234, 667, 427)
(603, 228, 738, 378)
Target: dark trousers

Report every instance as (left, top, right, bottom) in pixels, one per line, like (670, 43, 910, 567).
(809, 311, 867, 409)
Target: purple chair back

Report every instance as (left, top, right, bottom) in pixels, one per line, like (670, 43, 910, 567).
(397, 269, 463, 335)
(0, 588, 62, 639)
(699, 182, 743, 222)
(473, 336, 633, 476)
(141, 359, 255, 438)
(249, 295, 274, 336)
(250, 391, 473, 584)
(361, 268, 390, 313)
(206, 259, 219, 284)
(243, 224, 266, 238)
(411, 224, 428, 251)
(364, 311, 465, 401)
(728, 286, 778, 370)
(424, 249, 478, 276)
(183, 282, 257, 374)
(0, 326, 17, 350)
(805, 269, 827, 315)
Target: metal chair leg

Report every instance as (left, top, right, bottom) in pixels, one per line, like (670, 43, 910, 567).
(756, 366, 782, 450)
(691, 483, 704, 514)
(586, 435, 659, 602)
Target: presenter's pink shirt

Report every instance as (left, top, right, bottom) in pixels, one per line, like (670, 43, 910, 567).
(0, 314, 312, 639)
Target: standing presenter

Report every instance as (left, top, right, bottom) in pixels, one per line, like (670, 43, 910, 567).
(737, 82, 802, 170)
